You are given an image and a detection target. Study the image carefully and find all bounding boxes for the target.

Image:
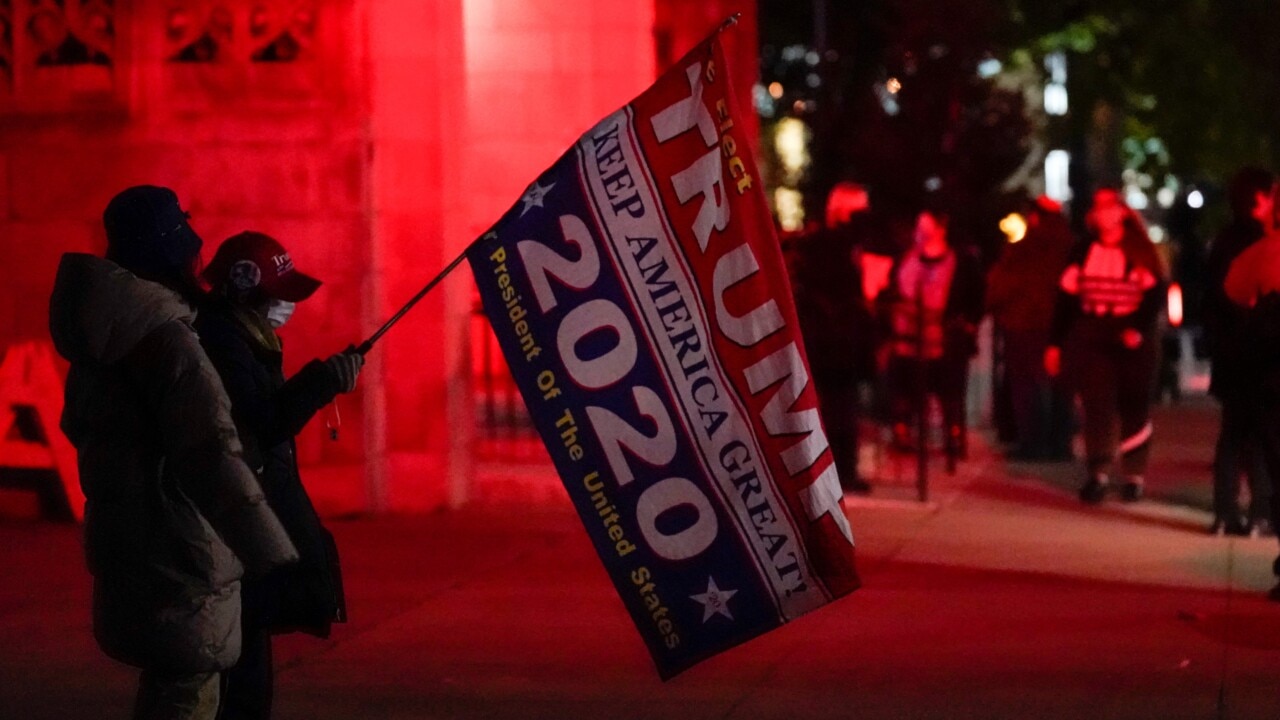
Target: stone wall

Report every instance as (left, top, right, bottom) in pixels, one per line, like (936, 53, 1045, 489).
(0, 1, 372, 513)
(0, 0, 758, 515)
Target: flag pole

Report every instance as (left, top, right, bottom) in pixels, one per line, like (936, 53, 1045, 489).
(329, 242, 472, 441)
(356, 244, 472, 356)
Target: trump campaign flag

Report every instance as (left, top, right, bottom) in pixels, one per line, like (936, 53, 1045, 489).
(466, 24, 859, 679)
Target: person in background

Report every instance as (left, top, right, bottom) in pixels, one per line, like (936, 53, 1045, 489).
(1204, 168, 1275, 536)
(49, 186, 297, 719)
(987, 196, 1076, 461)
(1047, 188, 1167, 504)
(789, 183, 877, 494)
(197, 231, 362, 719)
(880, 203, 985, 464)
(1223, 181, 1280, 601)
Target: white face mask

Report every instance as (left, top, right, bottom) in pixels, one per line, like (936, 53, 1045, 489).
(265, 299, 296, 329)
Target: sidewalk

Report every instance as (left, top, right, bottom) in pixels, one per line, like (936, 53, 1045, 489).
(1001, 396, 1236, 515)
(2, 401, 1278, 719)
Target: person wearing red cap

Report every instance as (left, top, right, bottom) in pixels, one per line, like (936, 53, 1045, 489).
(196, 231, 362, 718)
(51, 188, 299, 720)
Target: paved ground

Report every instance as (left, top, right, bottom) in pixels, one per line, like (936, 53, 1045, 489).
(1004, 398, 1228, 514)
(2, 398, 1278, 720)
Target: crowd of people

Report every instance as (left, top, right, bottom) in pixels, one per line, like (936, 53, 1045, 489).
(788, 183, 986, 491)
(786, 173, 1280, 603)
(43, 173, 1280, 718)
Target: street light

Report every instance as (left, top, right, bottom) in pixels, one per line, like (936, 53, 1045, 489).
(1000, 213, 1027, 244)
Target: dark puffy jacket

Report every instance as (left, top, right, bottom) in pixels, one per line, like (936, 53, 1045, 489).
(49, 254, 298, 673)
(1205, 218, 1265, 399)
(196, 301, 346, 637)
(789, 223, 877, 382)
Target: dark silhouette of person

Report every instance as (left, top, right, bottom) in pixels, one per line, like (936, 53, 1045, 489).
(789, 183, 879, 494)
(1205, 167, 1275, 536)
(1222, 181, 1280, 600)
(49, 186, 298, 719)
(987, 196, 1075, 461)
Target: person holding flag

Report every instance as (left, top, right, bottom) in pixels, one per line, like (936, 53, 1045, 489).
(196, 231, 360, 718)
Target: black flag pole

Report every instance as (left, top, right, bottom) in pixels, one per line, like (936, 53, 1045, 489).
(355, 245, 472, 356)
(329, 243, 472, 441)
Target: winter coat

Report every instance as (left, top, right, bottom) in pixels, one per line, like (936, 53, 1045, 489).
(788, 222, 878, 383)
(196, 301, 347, 637)
(1224, 234, 1280, 398)
(49, 254, 298, 674)
(1205, 218, 1265, 399)
(986, 212, 1074, 335)
(880, 247, 985, 360)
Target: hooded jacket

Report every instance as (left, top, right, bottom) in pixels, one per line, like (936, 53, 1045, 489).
(49, 253, 298, 673)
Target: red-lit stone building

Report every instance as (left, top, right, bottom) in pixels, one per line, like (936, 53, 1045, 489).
(0, 0, 755, 515)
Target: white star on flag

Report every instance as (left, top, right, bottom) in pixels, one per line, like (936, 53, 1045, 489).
(690, 576, 738, 623)
(519, 180, 556, 216)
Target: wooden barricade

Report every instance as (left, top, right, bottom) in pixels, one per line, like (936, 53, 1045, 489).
(0, 342, 83, 521)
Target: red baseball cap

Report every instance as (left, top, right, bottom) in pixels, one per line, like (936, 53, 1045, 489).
(204, 231, 321, 302)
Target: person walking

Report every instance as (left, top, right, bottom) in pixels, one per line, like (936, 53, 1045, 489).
(197, 231, 361, 718)
(987, 196, 1076, 461)
(1046, 187, 1167, 504)
(1204, 168, 1275, 535)
(1223, 181, 1280, 601)
(48, 186, 298, 719)
(881, 205, 984, 464)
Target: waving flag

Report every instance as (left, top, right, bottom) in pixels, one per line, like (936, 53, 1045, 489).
(466, 25, 859, 679)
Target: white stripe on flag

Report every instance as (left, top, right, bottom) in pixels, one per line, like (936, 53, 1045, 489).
(575, 109, 828, 621)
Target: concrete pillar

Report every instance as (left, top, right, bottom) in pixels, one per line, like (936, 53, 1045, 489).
(363, 0, 467, 512)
